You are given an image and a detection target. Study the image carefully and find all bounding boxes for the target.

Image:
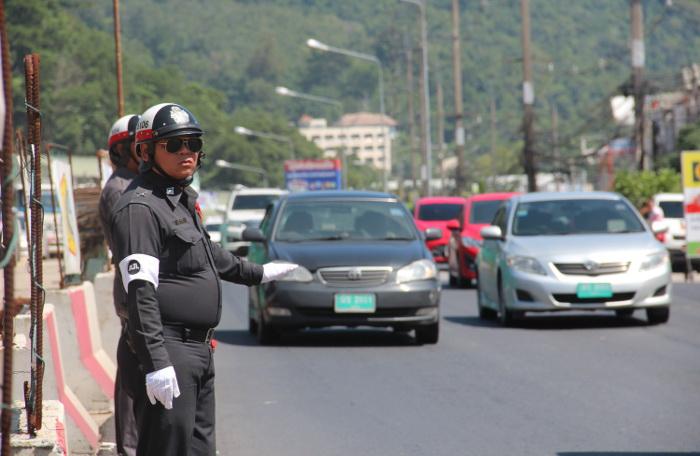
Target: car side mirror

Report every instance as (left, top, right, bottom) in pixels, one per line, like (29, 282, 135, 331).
(480, 225, 503, 241)
(446, 219, 460, 231)
(242, 227, 266, 242)
(425, 228, 443, 241)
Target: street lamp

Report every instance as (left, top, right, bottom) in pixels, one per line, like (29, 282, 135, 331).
(275, 86, 343, 109)
(399, 0, 432, 196)
(275, 87, 352, 190)
(233, 125, 295, 160)
(306, 38, 389, 192)
(214, 158, 269, 186)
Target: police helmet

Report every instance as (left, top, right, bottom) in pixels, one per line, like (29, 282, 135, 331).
(108, 114, 140, 167)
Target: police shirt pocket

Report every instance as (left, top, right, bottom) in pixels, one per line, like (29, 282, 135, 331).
(171, 227, 207, 274)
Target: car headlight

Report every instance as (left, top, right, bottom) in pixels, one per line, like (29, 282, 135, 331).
(506, 255, 547, 276)
(461, 236, 482, 248)
(273, 261, 314, 282)
(640, 251, 669, 272)
(396, 259, 438, 283)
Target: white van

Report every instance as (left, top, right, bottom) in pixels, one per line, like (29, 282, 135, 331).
(653, 193, 686, 263)
(224, 187, 287, 255)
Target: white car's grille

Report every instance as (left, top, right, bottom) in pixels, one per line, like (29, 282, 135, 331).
(554, 261, 630, 276)
(318, 267, 392, 286)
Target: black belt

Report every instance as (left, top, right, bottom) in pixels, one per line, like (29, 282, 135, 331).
(162, 325, 214, 344)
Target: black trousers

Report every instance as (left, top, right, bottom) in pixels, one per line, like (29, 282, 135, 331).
(115, 330, 141, 456)
(133, 337, 215, 456)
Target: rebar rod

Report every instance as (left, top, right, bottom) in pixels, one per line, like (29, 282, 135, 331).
(1, 0, 17, 452)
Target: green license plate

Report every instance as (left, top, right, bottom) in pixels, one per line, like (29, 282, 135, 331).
(334, 294, 376, 313)
(576, 283, 613, 299)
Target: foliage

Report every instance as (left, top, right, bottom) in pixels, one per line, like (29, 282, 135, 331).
(7, 0, 700, 192)
(613, 169, 682, 209)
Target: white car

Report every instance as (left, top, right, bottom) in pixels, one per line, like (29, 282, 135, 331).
(203, 215, 223, 246)
(477, 192, 671, 326)
(224, 187, 287, 255)
(652, 193, 695, 268)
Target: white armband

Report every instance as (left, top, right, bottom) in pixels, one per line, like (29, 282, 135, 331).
(119, 254, 160, 292)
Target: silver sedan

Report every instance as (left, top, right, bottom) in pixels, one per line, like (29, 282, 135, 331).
(476, 192, 671, 325)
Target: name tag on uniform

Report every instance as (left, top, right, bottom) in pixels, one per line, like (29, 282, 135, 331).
(174, 217, 188, 225)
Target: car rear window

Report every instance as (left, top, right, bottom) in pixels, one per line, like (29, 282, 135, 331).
(276, 200, 416, 242)
(417, 203, 462, 221)
(512, 199, 645, 236)
(232, 194, 279, 210)
(469, 200, 503, 224)
(658, 201, 683, 218)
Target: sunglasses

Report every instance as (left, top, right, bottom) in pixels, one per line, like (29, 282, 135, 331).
(159, 137, 203, 153)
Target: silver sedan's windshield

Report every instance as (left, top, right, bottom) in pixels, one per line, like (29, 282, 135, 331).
(512, 199, 646, 236)
(275, 200, 417, 242)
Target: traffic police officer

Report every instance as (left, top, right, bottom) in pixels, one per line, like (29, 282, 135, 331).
(98, 114, 141, 456)
(111, 102, 296, 455)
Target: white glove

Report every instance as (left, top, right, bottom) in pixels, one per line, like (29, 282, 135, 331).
(261, 262, 299, 283)
(145, 366, 180, 410)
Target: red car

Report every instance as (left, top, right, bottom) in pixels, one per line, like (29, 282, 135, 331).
(413, 196, 467, 265)
(447, 192, 518, 287)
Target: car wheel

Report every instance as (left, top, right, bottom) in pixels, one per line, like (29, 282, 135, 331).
(615, 308, 634, 319)
(415, 322, 439, 344)
(448, 271, 457, 287)
(498, 275, 519, 326)
(646, 306, 670, 325)
(256, 314, 280, 345)
(477, 278, 497, 320)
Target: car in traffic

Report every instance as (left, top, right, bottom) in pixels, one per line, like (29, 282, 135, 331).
(476, 192, 671, 325)
(652, 193, 699, 270)
(446, 192, 518, 288)
(223, 186, 287, 255)
(203, 215, 223, 246)
(413, 196, 465, 265)
(244, 191, 442, 344)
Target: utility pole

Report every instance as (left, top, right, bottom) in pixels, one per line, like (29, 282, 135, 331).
(551, 101, 560, 191)
(113, 0, 125, 116)
(631, 0, 646, 170)
(520, 0, 537, 192)
(451, 0, 466, 195)
(490, 95, 497, 191)
(404, 36, 419, 191)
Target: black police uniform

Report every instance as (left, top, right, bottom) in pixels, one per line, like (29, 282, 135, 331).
(111, 170, 263, 456)
(99, 166, 140, 456)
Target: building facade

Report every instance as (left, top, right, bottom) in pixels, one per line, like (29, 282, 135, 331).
(298, 112, 397, 172)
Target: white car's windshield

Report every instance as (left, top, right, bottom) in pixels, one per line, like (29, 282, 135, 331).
(275, 201, 416, 242)
(512, 199, 646, 236)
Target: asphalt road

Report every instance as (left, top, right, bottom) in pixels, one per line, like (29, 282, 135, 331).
(213, 275, 700, 456)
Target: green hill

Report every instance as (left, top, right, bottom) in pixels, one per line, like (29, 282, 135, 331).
(8, 0, 700, 189)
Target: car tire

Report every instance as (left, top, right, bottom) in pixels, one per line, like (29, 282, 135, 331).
(415, 322, 439, 344)
(448, 271, 457, 287)
(477, 279, 497, 320)
(646, 306, 670, 325)
(615, 308, 635, 319)
(498, 276, 519, 326)
(256, 315, 280, 345)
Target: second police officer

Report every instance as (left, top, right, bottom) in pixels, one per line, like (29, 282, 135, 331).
(110, 102, 297, 455)
(98, 114, 142, 456)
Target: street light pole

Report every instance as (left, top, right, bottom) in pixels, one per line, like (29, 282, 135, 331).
(214, 159, 269, 186)
(399, 0, 432, 196)
(275, 86, 350, 189)
(306, 38, 389, 193)
(234, 125, 295, 160)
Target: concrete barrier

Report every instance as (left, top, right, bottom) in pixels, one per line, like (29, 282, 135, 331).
(45, 283, 116, 413)
(92, 272, 120, 361)
(10, 399, 69, 455)
(10, 305, 100, 453)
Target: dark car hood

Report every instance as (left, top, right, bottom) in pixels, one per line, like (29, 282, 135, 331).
(270, 240, 427, 270)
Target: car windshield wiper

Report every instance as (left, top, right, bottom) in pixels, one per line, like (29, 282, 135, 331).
(376, 236, 415, 241)
(305, 235, 348, 241)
